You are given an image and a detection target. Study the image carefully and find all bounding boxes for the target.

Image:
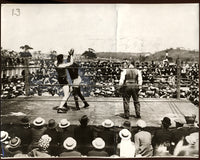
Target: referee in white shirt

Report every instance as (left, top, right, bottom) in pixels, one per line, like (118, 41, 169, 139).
(119, 60, 143, 119)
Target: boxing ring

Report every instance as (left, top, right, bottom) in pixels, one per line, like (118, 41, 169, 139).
(1, 96, 198, 128)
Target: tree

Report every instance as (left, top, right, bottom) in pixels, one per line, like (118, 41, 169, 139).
(20, 45, 33, 52)
(19, 45, 33, 57)
(82, 49, 97, 59)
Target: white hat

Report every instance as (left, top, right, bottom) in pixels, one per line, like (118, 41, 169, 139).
(59, 119, 70, 128)
(136, 120, 147, 128)
(63, 137, 77, 150)
(8, 137, 21, 148)
(119, 129, 132, 140)
(33, 117, 45, 126)
(102, 119, 114, 128)
(1, 131, 9, 142)
(185, 132, 199, 145)
(92, 138, 105, 149)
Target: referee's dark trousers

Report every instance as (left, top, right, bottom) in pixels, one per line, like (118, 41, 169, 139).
(122, 83, 140, 118)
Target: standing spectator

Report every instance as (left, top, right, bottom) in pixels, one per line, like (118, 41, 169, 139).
(152, 117, 172, 155)
(117, 129, 135, 157)
(118, 60, 143, 119)
(87, 138, 109, 157)
(4, 137, 22, 157)
(134, 120, 153, 157)
(74, 115, 94, 155)
(13, 116, 32, 153)
(59, 137, 81, 157)
(29, 117, 47, 151)
(28, 135, 52, 157)
(44, 119, 60, 156)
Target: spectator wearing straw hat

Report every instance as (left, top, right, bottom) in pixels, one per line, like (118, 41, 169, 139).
(59, 137, 81, 157)
(117, 129, 135, 157)
(87, 138, 109, 157)
(117, 121, 134, 143)
(74, 115, 94, 155)
(152, 117, 172, 155)
(95, 119, 115, 155)
(44, 119, 60, 156)
(134, 120, 153, 157)
(4, 137, 22, 157)
(28, 134, 52, 157)
(29, 117, 47, 151)
(58, 119, 73, 148)
(13, 116, 32, 153)
(1, 131, 11, 157)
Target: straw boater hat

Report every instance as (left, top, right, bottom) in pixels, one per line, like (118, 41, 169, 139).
(102, 119, 114, 128)
(59, 119, 70, 128)
(47, 119, 57, 129)
(92, 138, 105, 150)
(136, 120, 147, 128)
(1, 131, 9, 142)
(33, 117, 45, 126)
(63, 137, 77, 150)
(119, 129, 132, 140)
(8, 137, 21, 148)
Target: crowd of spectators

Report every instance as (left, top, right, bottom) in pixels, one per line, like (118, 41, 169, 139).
(1, 115, 199, 158)
(1, 58, 199, 105)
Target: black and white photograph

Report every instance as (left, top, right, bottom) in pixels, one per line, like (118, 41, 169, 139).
(1, 3, 199, 158)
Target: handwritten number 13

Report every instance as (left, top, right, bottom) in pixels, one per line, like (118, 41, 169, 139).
(12, 8, 20, 16)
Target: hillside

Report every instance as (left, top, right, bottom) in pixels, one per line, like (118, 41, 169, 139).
(96, 52, 151, 60)
(147, 48, 199, 62)
(95, 48, 199, 62)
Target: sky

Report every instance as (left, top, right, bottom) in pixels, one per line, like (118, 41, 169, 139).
(1, 4, 199, 54)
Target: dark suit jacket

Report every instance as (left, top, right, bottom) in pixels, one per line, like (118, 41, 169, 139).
(87, 149, 109, 157)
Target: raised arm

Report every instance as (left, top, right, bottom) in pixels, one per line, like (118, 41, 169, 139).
(57, 55, 74, 68)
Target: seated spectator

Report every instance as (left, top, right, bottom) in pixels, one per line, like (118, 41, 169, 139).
(58, 119, 73, 150)
(173, 132, 198, 157)
(29, 117, 47, 151)
(1, 131, 11, 157)
(154, 144, 171, 157)
(44, 119, 60, 156)
(152, 117, 172, 155)
(87, 138, 109, 157)
(4, 137, 22, 157)
(171, 118, 188, 149)
(59, 137, 81, 157)
(28, 134, 52, 157)
(13, 116, 32, 153)
(134, 120, 153, 157)
(95, 119, 115, 155)
(74, 115, 94, 155)
(184, 115, 199, 134)
(117, 129, 135, 157)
